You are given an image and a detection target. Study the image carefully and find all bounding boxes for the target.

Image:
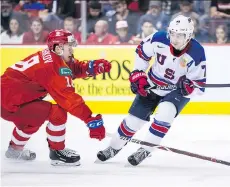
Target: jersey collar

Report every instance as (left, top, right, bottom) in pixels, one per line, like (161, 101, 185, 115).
(169, 42, 191, 57)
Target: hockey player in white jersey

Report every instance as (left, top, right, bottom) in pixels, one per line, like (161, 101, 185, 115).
(97, 15, 206, 166)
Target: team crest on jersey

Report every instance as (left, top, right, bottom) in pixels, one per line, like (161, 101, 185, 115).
(59, 67, 72, 76)
(180, 57, 187, 67)
(156, 53, 167, 65)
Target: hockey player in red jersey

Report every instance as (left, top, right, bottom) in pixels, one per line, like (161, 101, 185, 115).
(1, 29, 111, 166)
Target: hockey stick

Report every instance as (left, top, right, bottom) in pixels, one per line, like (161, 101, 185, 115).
(106, 133, 230, 166)
(146, 83, 230, 91)
(202, 83, 230, 88)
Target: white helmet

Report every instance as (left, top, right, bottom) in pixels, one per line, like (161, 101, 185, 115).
(168, 15, 194, 50)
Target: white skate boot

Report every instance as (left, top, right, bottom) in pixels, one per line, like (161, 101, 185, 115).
(5, 145, 36, 161)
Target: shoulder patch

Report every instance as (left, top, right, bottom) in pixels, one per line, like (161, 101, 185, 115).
(59, 67, 72, 76)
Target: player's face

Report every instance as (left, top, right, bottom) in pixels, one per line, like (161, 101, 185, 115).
(63, 43, 75, 62)
(169, 31, 186, 50)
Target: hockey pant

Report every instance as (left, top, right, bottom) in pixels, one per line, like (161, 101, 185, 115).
(1, 100, 67, 150)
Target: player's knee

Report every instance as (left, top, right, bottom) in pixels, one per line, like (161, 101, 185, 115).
(148, 102, 176, 138)
(49, 105, 67, 125)
(155, 102, 177, 124)
(117, 114, 146, 138)
(125, 114, 146, 131)
(22, 126, 40, 134)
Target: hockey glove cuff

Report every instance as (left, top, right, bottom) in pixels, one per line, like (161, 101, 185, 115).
(85, 114, 105, 141)
(129, 70, 150, 97)
(87, 59, 111, 76)
(179, 77, 195, 96)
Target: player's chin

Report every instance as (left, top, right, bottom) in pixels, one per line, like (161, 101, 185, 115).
(66, 56, 72, 62)
(172, 45, 181, 50)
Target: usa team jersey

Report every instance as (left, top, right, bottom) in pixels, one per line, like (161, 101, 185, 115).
(135, 31, 206, 97)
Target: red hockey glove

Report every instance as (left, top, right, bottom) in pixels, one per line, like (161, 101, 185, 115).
(178, 77, 194, 96)
(87, 59, 111, 76)
(85, 114, 105, 141)
(129, 70, 150, 97)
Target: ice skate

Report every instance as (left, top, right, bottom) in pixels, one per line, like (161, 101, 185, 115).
(97, 146, 121, 162)
(49, 148, 80, 166)
(128, 147, 150, 166)
(5, 145, 36, 161)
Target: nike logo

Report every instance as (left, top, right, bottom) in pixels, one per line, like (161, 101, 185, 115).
(157, 45, 164, 48)
(175, 98, 180, 101)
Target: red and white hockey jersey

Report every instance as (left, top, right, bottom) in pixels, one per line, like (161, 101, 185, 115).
(1, 48, 92, 121)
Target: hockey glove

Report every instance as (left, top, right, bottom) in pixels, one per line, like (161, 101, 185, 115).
(129, 70, 150, 97)
(87, 59, 111, 76)
(178, 77, 194, 96)
(85, 114, 105, 141)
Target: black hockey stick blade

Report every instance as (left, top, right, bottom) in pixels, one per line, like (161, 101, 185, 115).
(106, 133, 230, 166)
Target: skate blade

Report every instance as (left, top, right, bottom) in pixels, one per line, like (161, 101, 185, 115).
(124, 162, 136, 167)
(94, 159, 105, 164)
(4, 158, 35, 164)
(51, 160, 80, 166)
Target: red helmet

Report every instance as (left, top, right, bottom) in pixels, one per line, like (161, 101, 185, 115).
(47, 29, 77, 51)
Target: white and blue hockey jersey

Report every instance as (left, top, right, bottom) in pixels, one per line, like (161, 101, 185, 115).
(134, 31, 206, 97)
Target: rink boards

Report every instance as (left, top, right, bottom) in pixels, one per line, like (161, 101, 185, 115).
(1, 45, 230, 114)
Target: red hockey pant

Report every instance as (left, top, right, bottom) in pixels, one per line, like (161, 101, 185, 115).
(1, 100, 67, 150)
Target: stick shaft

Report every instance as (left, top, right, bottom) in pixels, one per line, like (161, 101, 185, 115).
(147, 83, 230, 91)
(204, 83, 230, 88)
(107, 133, 230, 166)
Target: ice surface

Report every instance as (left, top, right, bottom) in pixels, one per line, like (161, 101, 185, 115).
(1, 114, 230, 187)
